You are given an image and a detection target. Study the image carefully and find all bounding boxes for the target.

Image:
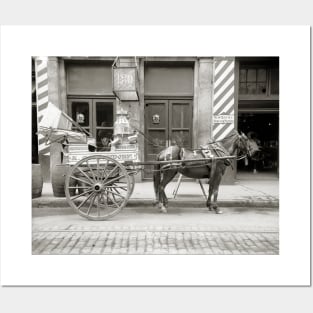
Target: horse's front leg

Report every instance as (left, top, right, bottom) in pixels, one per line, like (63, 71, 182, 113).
(211, 186, 222, 214)
(207, 183, 213, 211)
(158, 185, 168, 213)
(207, 175, 223, 214)
(158, 169, 177, 213)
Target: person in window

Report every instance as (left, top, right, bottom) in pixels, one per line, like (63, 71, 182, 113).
(98, 122, 112, 151)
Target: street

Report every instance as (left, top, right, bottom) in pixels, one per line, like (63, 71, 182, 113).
(32, 201, 279, 255)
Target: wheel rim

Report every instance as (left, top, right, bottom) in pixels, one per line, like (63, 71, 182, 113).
(65, 155, 131, 220)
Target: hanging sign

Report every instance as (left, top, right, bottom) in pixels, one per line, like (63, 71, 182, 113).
(213, 114, 234, 124)
(113, 67, 139, 101)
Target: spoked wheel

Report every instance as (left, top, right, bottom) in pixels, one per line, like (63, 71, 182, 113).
(65, 155, 131, 220)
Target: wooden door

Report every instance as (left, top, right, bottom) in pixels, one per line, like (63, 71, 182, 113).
(144, 100, 168, 178)
(144, 99, 192, 178)
(169, 100, 193, 148)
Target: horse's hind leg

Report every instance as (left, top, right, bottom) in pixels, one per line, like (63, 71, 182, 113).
(159, 169, 177, 213)
(153, 166, 161, 207)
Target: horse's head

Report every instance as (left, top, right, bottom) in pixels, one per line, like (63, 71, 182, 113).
(237, 131, 260, 159)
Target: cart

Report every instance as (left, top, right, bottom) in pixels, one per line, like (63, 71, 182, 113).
(63, 150, 235, 221)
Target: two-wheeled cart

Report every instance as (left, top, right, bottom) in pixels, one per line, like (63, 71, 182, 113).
(63, 150, 234, 221)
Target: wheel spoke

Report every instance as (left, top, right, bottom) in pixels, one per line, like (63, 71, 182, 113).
(68, 186, 89, 189)
(70, 187, 93, 201)
(103, 174, 128, 187)
(111, 183, 128, 191)
(86, 193, 97, 215)
(69, 175, 93, 186)
(96, 158, 100, 182)
(102, 165, 118, 183)
(77, 166, 94, 184)
(106, 188, 126, 199)
(77, 191, 95, 210)
(86, 160, 97, 182)
(107, 190, 120, 208)
(97, 194, 100, 216)
(99, 161, 109, 181)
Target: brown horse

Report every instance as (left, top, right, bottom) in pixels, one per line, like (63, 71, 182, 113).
(153, 130, 255, 214)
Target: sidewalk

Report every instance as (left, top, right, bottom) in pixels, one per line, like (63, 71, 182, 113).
(32, 174, 279, 209)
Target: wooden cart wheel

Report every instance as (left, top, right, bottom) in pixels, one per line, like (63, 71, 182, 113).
(65, 155, 131, 221)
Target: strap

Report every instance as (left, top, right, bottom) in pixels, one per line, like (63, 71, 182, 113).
(210, 156, 216, 181)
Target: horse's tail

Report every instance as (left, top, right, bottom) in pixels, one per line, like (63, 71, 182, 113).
(153, 160, 161, 203)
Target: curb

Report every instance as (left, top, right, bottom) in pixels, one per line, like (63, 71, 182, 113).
(32, 197, 279, 209)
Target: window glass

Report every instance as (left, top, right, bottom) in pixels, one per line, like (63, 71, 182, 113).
(71, 102, 89, 126)
(96, 102, 114, 127)
(239, 69, 246, 82)
(257, 69, 266, 82)
(271, 68, 279, 94)
(247, 83, 257, 94)
(247, 69, 256, 82)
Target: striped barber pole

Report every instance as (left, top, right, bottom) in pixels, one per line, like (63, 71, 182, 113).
(212, 58, 235, 141)
(35, 57, 50, 155)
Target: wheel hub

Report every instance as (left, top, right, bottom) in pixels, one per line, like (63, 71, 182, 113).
(93, 183, 103, 192)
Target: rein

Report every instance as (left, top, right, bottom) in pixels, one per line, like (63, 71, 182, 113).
(127, 125, 250, 161)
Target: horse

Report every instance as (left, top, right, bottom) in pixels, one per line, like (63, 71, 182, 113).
(153, 129, 256, 214)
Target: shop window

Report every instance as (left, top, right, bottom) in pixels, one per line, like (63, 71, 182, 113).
(270, 68, 279, 95)
(239, 65, 279, 98)
(239, 68, 267, 95)
(68, 99, 115, 151)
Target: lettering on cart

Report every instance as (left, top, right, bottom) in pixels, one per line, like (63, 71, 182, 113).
(68, 152, 138, 164)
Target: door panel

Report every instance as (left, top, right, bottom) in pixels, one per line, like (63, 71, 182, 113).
(144, 99, 193, 178)
(169, 100, 192, 148)
(145, 100, 168, 160)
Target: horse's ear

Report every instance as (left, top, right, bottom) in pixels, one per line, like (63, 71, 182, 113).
(241, 132, 248, 140)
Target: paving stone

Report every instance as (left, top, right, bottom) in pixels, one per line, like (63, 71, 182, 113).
(32, 227, 279, 255)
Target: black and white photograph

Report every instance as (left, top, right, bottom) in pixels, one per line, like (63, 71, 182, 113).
(1, 25, 310, 288)
(31, 55, 279, 255)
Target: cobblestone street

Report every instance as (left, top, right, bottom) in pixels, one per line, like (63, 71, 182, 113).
(32, 227, 279, 255)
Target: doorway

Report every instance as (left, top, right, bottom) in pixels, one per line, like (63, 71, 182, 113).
(237, 112, 279, 174)
(144, 99, 193, 178)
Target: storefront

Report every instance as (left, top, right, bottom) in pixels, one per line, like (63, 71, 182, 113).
(237, 57, 279, 174)
(32, 56, 279, 183)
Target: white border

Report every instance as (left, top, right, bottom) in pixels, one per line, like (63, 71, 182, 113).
(0, 26, 310, 286)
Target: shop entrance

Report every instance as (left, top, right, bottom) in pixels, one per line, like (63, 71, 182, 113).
(238, 112, 279, 174)
(144, 99, 193, 178)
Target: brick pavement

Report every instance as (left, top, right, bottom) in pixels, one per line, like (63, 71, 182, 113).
(32, 227, 279, 255)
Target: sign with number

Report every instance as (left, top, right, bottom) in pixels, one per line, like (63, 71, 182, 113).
(113, 68, 136, 91)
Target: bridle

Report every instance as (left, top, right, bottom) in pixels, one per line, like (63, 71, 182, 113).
(236, 134, 251, 161)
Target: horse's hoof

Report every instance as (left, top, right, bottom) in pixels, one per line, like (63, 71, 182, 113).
(153, 201, 158, 207)
(208, 207, 213, 211)
(214, 208, 223, 214)
(159, 206, 167, 214)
